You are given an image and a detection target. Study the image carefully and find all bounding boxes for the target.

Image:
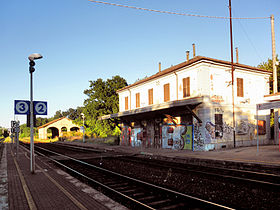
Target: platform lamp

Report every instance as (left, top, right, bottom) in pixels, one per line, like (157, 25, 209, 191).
(81, 113, 85, 143)
(28, 53, 43, 174)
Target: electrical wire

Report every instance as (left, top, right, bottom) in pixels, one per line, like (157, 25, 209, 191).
(88, 0, 270, 20)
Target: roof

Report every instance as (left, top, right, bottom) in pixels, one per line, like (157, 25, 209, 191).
(99, 96, 203, 120)
(117, 56, 271, 93)
(38, 117, 69, 129)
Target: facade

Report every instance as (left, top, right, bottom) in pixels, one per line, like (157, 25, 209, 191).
(101, 56, 272, 151)
(38, 117, 80, 139)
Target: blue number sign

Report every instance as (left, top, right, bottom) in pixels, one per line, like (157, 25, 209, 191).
(34, 101, 47, 115)
(14, 100, 30, 115)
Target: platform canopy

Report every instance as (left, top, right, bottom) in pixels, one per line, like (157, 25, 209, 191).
(99, 96, 204, 122)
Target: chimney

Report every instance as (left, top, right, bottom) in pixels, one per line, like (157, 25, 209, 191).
(186, 51, 190, 62)
(192, 43, 196, 57)
(235, 47, 239, 63)
(159, 62, 161, 72)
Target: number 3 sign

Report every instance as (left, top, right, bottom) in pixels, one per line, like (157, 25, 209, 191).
(14, 100, 30, 115)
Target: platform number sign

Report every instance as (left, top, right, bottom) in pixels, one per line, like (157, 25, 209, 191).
(14, 100, 30, 115)
(34, 101, 47, 115)
(14, 100, 47, 115)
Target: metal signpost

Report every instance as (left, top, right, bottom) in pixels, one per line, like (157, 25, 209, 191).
(14, 99, 47, 172)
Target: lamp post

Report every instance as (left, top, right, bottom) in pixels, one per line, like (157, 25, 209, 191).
(81, 113, 85, 143)
(28, 53, 43, 174)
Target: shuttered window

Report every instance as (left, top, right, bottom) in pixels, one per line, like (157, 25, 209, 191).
(237, 78, 244, 97)
(164, 83, 170, 102)
(183, 77, 190, 97)
(136, 93, 140, 108)
(125, 96, 128, 110)
(148, 88, 153, 105)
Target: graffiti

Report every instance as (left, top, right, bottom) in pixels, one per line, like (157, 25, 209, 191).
(205, 122, 215, 143)
(211, 95, 225, 103)
(182, 125, 193, 150)
(236, 120, 249, 135)
(214, 108, 224, 114)
(162, 125, 186, 150)
(121, 126, 131, 146)
(131, 127, 142, 147)
(193, 120, 204, 151)
(223, 123, 233, 135)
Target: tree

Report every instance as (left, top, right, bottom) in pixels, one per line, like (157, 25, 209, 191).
(83, 75, 127, 137)
(258, 56, 280, 128)
(257, 56, 280, 93)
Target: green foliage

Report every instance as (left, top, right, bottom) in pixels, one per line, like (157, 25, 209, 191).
(258, 56, 279, 127)
(257, 55, 280, 93)
(20, 124, 30, 138)
(83, 75, 127, 137)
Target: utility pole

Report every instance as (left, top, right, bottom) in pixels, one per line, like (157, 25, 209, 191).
(229, 0, 236, 147)
(271, 15, 279, 143)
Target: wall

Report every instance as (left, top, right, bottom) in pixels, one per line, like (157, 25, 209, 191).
(118, 63, 203, 112)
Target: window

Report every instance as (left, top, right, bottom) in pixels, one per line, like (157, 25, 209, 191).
(237, 78, 244, 97)
(164, 83, 170, 102)
(258, 120, 266, 135)
(125, 96, 128, 110)
(183, 77, 190, 97)
(148, 88, 153, 105)
(136, 93, 140, 108)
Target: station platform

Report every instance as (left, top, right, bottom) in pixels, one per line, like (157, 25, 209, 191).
(0, 144, 127, 210)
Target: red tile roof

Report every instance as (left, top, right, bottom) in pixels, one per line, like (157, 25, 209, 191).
(117, 56, 271, 92)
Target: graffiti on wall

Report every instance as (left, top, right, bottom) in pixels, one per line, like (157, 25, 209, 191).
(193, 119, 204, 151)
(121, 126, 131, 146)
(131, 127, 143, 147)
(161, 125, 193, 150)
(236, 120, 257, 140)
(205, 122, 215, 143)
(162, 125, 184, 150)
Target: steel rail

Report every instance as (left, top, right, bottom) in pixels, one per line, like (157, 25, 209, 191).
(115, 156, 280, 189)
(31, 144, 234, 210)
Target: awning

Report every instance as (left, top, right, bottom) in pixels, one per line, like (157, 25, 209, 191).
(99, 96, 204, 121)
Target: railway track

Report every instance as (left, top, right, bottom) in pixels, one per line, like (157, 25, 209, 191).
(112, 156, 280, 190)
(33, 142, 280, 189)
(21, 143, 234, 209)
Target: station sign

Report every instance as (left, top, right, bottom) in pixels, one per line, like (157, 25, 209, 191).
(14, 100, 30, 115)
(14, 100, 48, 115)
(34, 101, 47, 115)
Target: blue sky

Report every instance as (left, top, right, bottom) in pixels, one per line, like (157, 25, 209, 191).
(0, 0, 279, 128)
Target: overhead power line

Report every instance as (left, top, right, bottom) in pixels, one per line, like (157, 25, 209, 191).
(88, 0, 270, 20)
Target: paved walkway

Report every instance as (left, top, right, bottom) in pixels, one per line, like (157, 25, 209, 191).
(1, 144, 127, 210)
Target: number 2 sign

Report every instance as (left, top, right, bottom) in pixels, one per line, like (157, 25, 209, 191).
(34, 101, 47, 115)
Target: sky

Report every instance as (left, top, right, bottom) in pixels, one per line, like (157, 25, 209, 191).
(0, 0, 279, 128)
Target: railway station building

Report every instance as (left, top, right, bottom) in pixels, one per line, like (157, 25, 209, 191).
(101, 55, 273, 151)
(38, 117, 80, 139)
